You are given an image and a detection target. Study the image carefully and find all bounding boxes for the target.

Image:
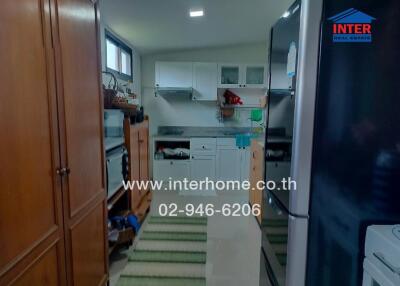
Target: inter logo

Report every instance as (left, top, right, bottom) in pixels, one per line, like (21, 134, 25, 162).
(328, 8, 376, 43)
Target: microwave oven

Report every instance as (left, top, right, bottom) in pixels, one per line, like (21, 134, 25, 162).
(106, 146, 128, 199)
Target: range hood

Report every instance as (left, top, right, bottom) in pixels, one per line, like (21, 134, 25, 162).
(155, 87, 193, 98)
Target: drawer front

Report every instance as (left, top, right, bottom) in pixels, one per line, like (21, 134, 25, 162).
(191, 138, 216, 154)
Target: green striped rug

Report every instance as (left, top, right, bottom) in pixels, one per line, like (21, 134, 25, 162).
(117, 277, 206, 286)
(148, 216, 207, 225)
(117, 216, 208, 286)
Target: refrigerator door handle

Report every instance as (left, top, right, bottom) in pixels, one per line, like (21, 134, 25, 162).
(373, 252, 400, 276)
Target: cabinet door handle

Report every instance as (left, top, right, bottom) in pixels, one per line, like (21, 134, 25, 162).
(57, 167, 70, 176)
(170, 161, 173, 165)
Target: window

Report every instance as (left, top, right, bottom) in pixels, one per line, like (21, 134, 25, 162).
(106, 31, 133, 81)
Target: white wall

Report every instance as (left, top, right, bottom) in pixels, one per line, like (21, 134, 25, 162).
(141, 43, 269, 135)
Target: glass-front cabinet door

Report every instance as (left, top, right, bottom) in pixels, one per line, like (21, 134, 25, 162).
(244, 64, 267, 87)
(218, 64, 241, 87)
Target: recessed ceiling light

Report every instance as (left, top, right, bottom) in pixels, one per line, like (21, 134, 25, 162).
(282, 11, 290, 18)
(190, 9, 204, 17)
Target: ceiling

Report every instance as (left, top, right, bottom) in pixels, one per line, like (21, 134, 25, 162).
(100, 0, 294, 55)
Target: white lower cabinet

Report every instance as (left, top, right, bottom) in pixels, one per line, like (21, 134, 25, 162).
(153, 160, 190, 181)
(190, 155, 216, 181)
(216, 140, 250, 182)
(239, 147, 251, 182)
(216, 146, 241, 181)
(153, 137, 251, 185)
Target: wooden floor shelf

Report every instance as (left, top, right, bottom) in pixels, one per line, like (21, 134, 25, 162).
(107, 187, 128, 210)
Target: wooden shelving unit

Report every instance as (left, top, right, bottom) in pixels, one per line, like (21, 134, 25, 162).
(107, 187, 128, 211)
(108, 116, 152, 256)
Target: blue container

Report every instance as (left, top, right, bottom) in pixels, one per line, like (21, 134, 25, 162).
(126, 214, 141, 233)
(235, 134, 252, 148)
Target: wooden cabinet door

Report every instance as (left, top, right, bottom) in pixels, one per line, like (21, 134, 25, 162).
(128, 128, 141, 210)
(0, 0, 66, 285)
(139, 126, 149, 184)
(54, 0, 107, 285)
(249, 141, 264, 224)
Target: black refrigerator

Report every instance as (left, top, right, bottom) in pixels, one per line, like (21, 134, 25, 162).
(261, 0, 400, 286)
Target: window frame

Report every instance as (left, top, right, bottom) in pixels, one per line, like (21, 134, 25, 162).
(105, 30, 133, 81)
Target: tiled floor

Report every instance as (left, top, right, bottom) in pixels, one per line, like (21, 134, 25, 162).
(110, 189, 263, 286)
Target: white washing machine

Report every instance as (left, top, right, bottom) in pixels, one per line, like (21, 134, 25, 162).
(363, 225, 400, 286)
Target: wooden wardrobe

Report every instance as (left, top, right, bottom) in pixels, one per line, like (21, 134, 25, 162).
(0, 0, 108, 285)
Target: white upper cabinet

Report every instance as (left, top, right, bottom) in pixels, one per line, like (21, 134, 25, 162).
(243, 64, 267, 88)
(155, 62, 193, 88)
(218, 63, 242, 88)
(192, 62, 218, 101)
(218, 63, 267, 88)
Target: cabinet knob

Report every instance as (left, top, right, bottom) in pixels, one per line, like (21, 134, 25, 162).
(170, 161, 173, 165)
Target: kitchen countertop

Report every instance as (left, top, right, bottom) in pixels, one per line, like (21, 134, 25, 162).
(155, 126, 264, 138)
(154, 126, 292, 143)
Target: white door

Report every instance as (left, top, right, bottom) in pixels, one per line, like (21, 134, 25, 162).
(240, 147, 251, 182)
(243, 64, 267, 88)
(190, 155, 216, 181)
(218, 63, 242, 88)
(155, 62, 193, 88)
(216, 146, 241, 181)
(193, 63, 218, 101)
